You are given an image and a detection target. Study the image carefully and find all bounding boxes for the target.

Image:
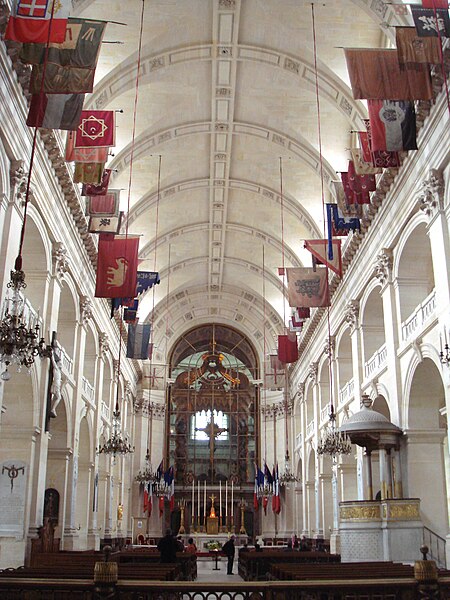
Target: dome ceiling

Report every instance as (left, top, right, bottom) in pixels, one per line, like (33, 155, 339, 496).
(72, 0, 409, 360)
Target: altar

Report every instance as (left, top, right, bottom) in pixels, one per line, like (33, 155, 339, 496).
(185, 533, 247, 552)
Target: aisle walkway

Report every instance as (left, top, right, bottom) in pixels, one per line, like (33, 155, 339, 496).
(196, 556, 241, 582)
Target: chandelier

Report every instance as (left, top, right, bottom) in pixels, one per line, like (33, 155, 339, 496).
(97, 407, 134, 458)
(279, 450, 300, 487)
(0, 265, 51, 381)
(317, 409, 352, 456)
(135, 449, 159, 483)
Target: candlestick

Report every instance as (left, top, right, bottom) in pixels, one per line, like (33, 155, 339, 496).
(445, 328, 448, 348)
(440, 333, 443, 354)
(204, 480, 206, 522)
(192, 479, 195, 524)
(219, 480, 222, 527)
(197, 481, 200, 518)
(231, 480, 234, 519)
(225, 481, 228, 518)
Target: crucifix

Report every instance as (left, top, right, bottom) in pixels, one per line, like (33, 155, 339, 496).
(196, 419, 228, 470)
(209, 493, 216, 518)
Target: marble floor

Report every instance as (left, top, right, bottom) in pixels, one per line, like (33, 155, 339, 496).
(196, 556, 241, 582)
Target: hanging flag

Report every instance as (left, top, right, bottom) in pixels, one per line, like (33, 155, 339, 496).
(74, 162, 104, 184)
(124, 300, 139, 323)
(360, 125, 401, 169)
(82, 169, 112, 197)
(368, 100, 417, 152)
(395, 27, 442, 70)
(95, 235, 139, 298)
(20, 17, 107, 68)
(304, 239, 342, 277)
(344, 48, 433, 100)
(341, 172, 371, 205)
(137, 271, 161, 295)
(159, 496, 164, 518)
(278, 333, 299, 363)
(286, 267, 330, 308)
(5, 0, 71, 44)
(411, 6, 450, 37)
(26, 92, 84, 130)
(30, 62, 96, 94)
(65, 131, 109, 163)
(297, 307, 311, 319)
(349, 148, 382, 176)
(347, 160, 376, 193)
(332, 181, 363, 218)
(86, 190, 120, 217)
(143, 482, 149, 514)
(88, 213, 122, 235)
(422, 0, 448, 7)
(326, 203, 360, 236)
(273, 464, 281, 514)
(147, 482, 153, 517)
(126, 323, 152, 359)
(75, 110, 115, 148)
(290, 315, 303, 333)
(264, 463, 274, 488)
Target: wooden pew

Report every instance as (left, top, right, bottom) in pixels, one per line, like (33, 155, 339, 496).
(238, 549, 340, 581)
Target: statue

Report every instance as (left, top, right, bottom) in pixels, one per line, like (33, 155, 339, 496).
(50, 346, 64, 418)
(117, 503, 123, 521)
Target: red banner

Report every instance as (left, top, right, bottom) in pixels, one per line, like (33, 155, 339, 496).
(75, 110, 115, 148)
(278, 334, 298, 364)
(95, 236, 139, 298)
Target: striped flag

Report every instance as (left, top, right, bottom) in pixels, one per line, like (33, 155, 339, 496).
(5, 0, 71, 43)
(126, 323, 152, 360)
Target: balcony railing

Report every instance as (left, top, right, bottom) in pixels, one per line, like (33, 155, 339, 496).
(320, 404, 331, 424)
(101, 401, 110, 421)
(82, 376, 95, 403)
(305, 420, 314, 439)
(295, 432, 303, 453)
(364, 343, 387, 379)
(59, 345, 73, 377)
(401, 289, 436, 343)
(338, 378, 354, 407)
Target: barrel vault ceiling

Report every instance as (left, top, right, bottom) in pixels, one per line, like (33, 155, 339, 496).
(72, 0, 409, 361)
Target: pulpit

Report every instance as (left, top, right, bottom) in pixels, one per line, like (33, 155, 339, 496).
(207, 516, 219, 535)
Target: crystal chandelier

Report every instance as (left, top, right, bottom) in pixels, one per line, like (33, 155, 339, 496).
(279, 450, 300, 487)
(135, 449, 158, 483)
(98, 406, 134, 458)
(0, 265, 51, 381)
(317, 409, 352, 456)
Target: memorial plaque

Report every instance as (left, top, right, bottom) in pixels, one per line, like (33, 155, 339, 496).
(0, 461, 27, 537)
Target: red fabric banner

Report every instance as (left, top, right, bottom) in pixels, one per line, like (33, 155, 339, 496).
(422, 0, 448, 6)
(75, 110, 115, 148)
(5, 0, 70, 43)
(82, 169, 112, 196)
(304, 239, 343, 277)
(277, 334, 298, 364)
(347, 160, 376, 193)
(95, 236, 139, 298)
(65, 131, 109, 162)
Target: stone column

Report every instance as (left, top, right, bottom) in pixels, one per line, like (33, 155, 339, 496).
(392, 448, 403, 498)
(309, 362, 322, 537)
(299, 389, 308, 537)
(363, 450, 373, 500)
(344, 301, 363, 393)
(379, 448, 389, 500)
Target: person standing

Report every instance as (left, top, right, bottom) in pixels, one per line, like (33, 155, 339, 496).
(222, 535, 235, 575)
(157, 528, 179, 563)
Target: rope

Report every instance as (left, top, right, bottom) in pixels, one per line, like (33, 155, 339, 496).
(15, 0, 59, 271)
(115, 0, 146, 412)
(262, 245, 267, 464)
(430, 3, 450, 117)
(279, 157, 287, 330)
(311, 3, 335, 415)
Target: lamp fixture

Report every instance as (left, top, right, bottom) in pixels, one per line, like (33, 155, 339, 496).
(279, 450, 300, 487)
(317, 408, 352, 456)
(135, 449, 158, 483)
(0, 264, 51, 381)
(439, 330, 449, 365)
(97, 407, 134, 458)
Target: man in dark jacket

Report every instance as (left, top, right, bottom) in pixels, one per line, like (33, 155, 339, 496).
(157, 528, 179, 563)
(222, 535, 235, 574)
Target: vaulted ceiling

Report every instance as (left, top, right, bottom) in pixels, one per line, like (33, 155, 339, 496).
(73, 0, 410, 361)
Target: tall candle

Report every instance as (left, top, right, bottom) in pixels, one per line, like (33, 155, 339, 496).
(204, 480, 206, 520)
(219, 481, 222, 523)
(197, 481, 200, 517)
(192, 479, 195, 518)
(231, 481, 234, 518)
(225, 481, 228, 517)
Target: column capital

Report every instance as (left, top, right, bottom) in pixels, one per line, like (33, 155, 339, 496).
(323, 336, 335, 358)
(99, 332, 110, 359)
(79, 295, 93, 325)
(296, 382, 305, 402)
(308, 361, 319, 384)
(373, 248, 393, 287)
(344, 300, 359, 332)
(417, 168, 445, 220)
(52, 241, 70, 279)
(9, 159, 33, 207)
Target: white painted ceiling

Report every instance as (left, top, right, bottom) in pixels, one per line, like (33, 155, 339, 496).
(73, 0, 410, 359)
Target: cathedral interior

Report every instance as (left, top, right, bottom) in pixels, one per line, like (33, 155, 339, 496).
(0, 0, 448, 573)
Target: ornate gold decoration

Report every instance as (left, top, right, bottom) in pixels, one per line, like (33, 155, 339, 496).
(340, 504, 381, 521)
(383, 501, 420, 520)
